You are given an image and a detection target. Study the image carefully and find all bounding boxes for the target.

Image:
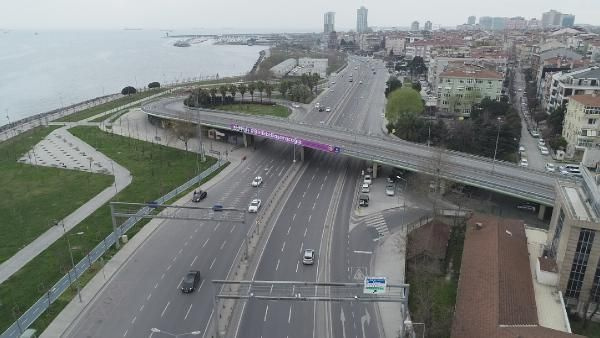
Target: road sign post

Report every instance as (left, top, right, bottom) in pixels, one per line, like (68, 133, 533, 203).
(363, 276, 387, 294)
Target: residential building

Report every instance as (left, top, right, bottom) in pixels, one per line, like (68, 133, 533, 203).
(357, 33, 381, 52)
(356, 6, 368, 33)
(545, 166, 600, 313)
(384, 36, 406, 56)
(542, 10, 576, 28)
(529, 18, 541, 30)
(411, 21, 419, 31)
(546, 66, 600, 113)
(406, 220, 450, 273)
(563, 95, 600, 154)
(428, 55, 507, 89)
(437, 66, 504, 117)
(561, 14, 576, 28)
(507, 17, 527, 30)
(467, 16, 476, 25)
(479, 16, 493, 30)
(491, 17, 507, 31)
(327, 31, 338, 50)
(270, 58, 297, 77)
(531, 48, 583, 98)
(424, 21, 432, 31)
(323, 12, 335, 34)
(451, 215, 584, 337)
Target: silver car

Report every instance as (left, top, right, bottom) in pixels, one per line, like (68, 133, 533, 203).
(385, 184, 395, 196)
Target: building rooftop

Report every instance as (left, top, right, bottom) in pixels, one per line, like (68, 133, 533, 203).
(440, 68, 504, 79)
(565, 66, 600, 80)
(569, 94, 600, 107)
(406, 220, 450, 261)
(451, 214, 584, 338)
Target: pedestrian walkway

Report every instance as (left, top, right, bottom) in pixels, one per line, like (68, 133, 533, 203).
(0, 126, 132, 285)
(360, 212, 390, 237)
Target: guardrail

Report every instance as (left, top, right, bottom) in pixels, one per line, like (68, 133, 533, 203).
(1, 160, 226, 338)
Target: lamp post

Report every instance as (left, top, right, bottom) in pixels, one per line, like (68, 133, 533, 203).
(55, 220, 84, 303)
(491, 117, 503, 174)
(404, 320, 425, 338)
(150, 328, 201, 337)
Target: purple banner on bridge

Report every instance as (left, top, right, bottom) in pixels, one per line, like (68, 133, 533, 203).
(230, 124, 341, 153)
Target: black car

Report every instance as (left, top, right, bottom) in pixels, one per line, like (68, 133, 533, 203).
(181, 270, 201, 293)
(318, 107, 324, 112)
(192, 190, 207, 202)
(147, 201, 160, 209)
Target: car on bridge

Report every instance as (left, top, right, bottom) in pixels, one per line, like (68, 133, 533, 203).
(251, 176, 263, 187)
(248, 199, 262, 213)
(181, 270, 201, 293)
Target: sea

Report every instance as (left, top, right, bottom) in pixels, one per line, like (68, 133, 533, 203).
(0, 29, 266, 126)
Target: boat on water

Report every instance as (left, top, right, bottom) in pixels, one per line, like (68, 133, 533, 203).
(174, 40, 191, 47)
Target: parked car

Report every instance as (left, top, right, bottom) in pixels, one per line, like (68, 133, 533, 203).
(212, 203, 224, 212)
(530, 129, 540, 138)
(192, 190, 207, 202)
(248, 199, 262, 213)
(359, 194, 370, 207)
(519, 158, 529, 167)
(385, 184, 395, 196)
(540, 146, 549, 155)
(302, 249, 315, 265)
(361, 183, 370, 193)
(325, 107, 331, 112)
(251, 176, 263, 187)
(538, 139, 546, 147)
(519, 145, 525, 153)
(318, 107, 324, 112)
(545, 163, 556, 172)
(181, 270, 201, 293)
(517, 202, 536, 212)
(363, 175, 372, 185)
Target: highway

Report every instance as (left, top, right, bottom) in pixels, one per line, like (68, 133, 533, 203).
(65, 142, 294, 338)
(142, 64, 560, 206)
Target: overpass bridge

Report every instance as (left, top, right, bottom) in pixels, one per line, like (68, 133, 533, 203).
(142, 97, 561, 206)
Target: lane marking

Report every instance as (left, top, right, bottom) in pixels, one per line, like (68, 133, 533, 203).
(288, 305, 292, 323)
(297, 202, 301, 209)
(167, 264, 172, 271)
(264, 305, 269, 322)
(213, 224, 220, 232)
(316, 193, 320, 200)
(189, 234, 193, 240)
(161, 273, 165, 280)
(300, 242, 304, 252)
(231, 225, 236, 233)
(154, 282, 159, 289)
(139, 304, 144, 312)
(161, 301, 170, 318)
(209, 257, 216, 270)
(185, 304, 193, 320)
(276, 259, 280, 271)
(147, 293, 152, 301)
(303, 191, 306, 198)
(220, 240, 227, 250)
(304, 228, 308, 237)
(353, 250, 373, 255)
(202, 238, 209, 248)
(191, 255, 198, 266)
(172, 256, 177, 262)
(296, 261, 299, 273)
(287, 226, 291, 235)
(123, 329, 128, 337)
(281, 241, 286, 252)
(320, 183, 324, 190)
(131, 316, 136, 324)
(308, 215, 312, 222)
(312, 202, 316, 210)
(184, 241, 188, 247)
(177, 278, 184, 289)
(293, 213, 296, 221)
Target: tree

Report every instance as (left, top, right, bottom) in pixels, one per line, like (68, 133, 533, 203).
(385, 87, 424, 124)
(172, 121, 196, 152)
(311, 73, 321, 94)
(148, 82, 160, 89)
(257, 81, 265, 102)
(265, 83, 273, 102)
(219, 85, 228, 103)
(121, 86, 137, 95)
(408, 56, 427, 78)
(279, 81, 289, 98)
(238, 83, 247, 102)
(411, 81, 422, 92)
(385, 76, 402, 97)
(248, 82, 256, 102)
(549, 136, 567, 151)
(229, 84, 237, 102)
(209, 87, 217, 105)
(548, 104, 566, 135)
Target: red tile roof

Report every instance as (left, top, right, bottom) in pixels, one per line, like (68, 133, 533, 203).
(451, 214, 584, 338)
(407, 220, 451, 261)
(569, 94, 600, 107)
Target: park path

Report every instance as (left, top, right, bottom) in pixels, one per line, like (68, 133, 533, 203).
(0, 124, 132, 284)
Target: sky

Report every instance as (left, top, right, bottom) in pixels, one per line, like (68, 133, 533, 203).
(1, 0, 599, 31)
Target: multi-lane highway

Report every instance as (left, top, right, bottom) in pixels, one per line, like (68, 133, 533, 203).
(142, 64, 560, 206)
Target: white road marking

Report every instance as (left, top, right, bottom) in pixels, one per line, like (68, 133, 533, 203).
(191, 255, 198, 266)
(300, 242, 304, 252)
(324, 175, 328, 181)
(220, 240, 227, 250)
(303, 192, 306, 198)
(160, 273, 165, 280)
(209, 257, 216, 270)
(131, 316, 136, 324)
(312, 202, 316, 210)
(199, 279, 205, 290)
(308, 215, 312, 222)
(139, 304, 144, 312)
(316, 193, 320, 200)
(297, 202, 301, 209)
(311, 174, 315, 180)
(281, 241, 286, 252)
(304, 228, 308, 237)
(189, 234, 193, 240)
(172, 256, 177, 262)
(123, 329, 128, 337)
(264, 305, 269, 322)
(177, 278, 184, 289)
(185, 304, 193, 320)
(231, 225, 236, 233)
(296, 261, 299, 273)
(147, 293, 152, 301)
(167, 264, 172, 271)
(320, 183, 324, 190)
(276, 259, 280, 271)
(154, 282, 159, 289)
(213, 224, 220, 232)
(178, 248, 183, 255)
(287, 226, 291, 235)
(184, 241, 189, 247)
(161, 301, 170, 318)
(194, 228, 198, 233)
(288, 305, 292, 323)
(293, 213, 296, 221)
(353, 250, 373, 255)
(202, 238, 209, 248)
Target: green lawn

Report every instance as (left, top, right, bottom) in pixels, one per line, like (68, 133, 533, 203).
(216, 103, 290, 118)
(54, 89, 165, 122)
(0, 127, 114, 264)
(0, 126, 217, 334)
(571, 318, 600, 337)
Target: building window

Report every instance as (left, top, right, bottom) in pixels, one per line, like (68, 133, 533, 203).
(592, 258, 600, 302)
(565, 228, 596, 299)
(588, 119, 597, 125)
(549, 209, 565, 257)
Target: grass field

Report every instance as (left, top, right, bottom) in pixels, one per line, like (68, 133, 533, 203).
(88, 108, 129, 123)
(0, 127, 114, 264)
(54, 89, 165, 122)
(0, 126, 216, 334)
(215, 103, 290, 118)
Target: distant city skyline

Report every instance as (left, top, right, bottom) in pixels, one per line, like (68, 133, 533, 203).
(0, 1, 598, 31)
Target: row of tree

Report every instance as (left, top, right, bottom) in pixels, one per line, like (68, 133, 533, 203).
(121, 82, 161, 95)
(184, 81, 275, 107)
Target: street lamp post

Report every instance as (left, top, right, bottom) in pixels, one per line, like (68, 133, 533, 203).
(404, 320, 425, 338)
(55, 220, 84, 303)
(150, 328, 201, 337)
(491, 117, 502, 174)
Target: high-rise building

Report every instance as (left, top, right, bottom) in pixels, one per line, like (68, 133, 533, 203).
(323, 12, 335, 34)
(479, 16, 493, 30)
(506, 17, 527, 30)
(356, 6, 368, 33)
(561, 14, 575, 27)
(424, 21, 433, 31)
(541, 9, 574, 28)
(467, 16, 476, 25)
(411, 21, 420, 31)
(491, 17, 506, 30)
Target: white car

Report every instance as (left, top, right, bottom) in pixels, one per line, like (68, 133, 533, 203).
(331, 81, 336, 85)
(325, 107, 331, 112)
(519, 158, 529, 167)
(540, 146, 549, 155)
(519, 145, 525, 153)
(385, 184, 395, 196)
(302, 249, 315, 265)
(248, 199, 262, 213)
(530, 130, 540, 138)
(292, 104, 300, 108)
(545, 163, 556, 172)
(538, 139, 545, 147)
(363, 175, 372, 185)
(361, 183, 370, 193)
(251, 176, 263, 187)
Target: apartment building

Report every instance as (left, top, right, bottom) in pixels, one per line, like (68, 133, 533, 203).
(563, 95, 600, 155)
(384, 36, 406, 56)
(428, 56, 507, 90)
(546, 66, 600, 113)
(545, 166, 600, 313)
(437, 67, 504, 117)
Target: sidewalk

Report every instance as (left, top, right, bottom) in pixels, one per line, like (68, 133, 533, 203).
(0, 126, 131, 285)
(43, 152, 248, 338)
